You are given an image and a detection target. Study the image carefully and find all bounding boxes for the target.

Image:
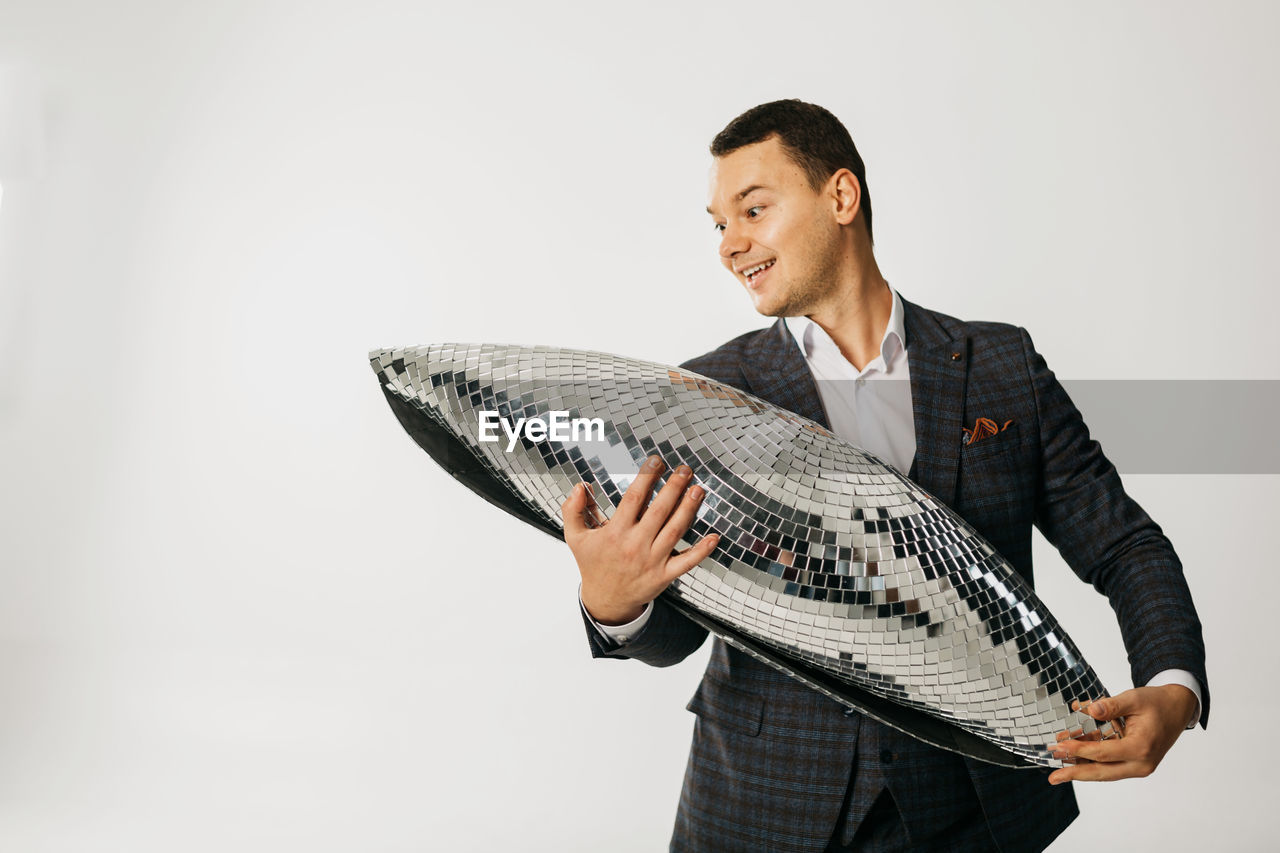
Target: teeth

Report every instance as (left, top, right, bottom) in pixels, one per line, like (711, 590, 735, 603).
(744, 260, 775, 278)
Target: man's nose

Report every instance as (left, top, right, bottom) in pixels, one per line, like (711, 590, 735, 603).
(718, 224, 748, 261)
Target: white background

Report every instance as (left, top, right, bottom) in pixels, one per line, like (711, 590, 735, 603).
(1, 1, 1275, 850)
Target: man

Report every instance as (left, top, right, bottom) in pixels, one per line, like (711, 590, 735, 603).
(561, 100, 1208, 852)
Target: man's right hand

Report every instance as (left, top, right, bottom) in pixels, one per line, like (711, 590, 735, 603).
(562, 455, 720, 626)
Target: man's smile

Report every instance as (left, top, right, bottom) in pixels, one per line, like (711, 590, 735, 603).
(738, 258, 776, 287)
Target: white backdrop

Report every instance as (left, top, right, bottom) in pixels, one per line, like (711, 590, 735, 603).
(1, 1, 1275, 850)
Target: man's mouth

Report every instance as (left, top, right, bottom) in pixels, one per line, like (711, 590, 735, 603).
(741, 259, 775, 286)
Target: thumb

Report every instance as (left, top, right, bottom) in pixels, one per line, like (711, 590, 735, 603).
(1085, 691, 1134, 721)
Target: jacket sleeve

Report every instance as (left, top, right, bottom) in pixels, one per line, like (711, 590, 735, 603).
(581, 595, 710, 667)
(1019, 327, 1211, 726)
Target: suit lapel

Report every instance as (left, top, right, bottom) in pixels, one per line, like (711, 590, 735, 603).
(900, 295, 969, 508)
(740, 319, 832, 429)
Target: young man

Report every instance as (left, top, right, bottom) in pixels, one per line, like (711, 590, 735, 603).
(561, 100, 1207, 852)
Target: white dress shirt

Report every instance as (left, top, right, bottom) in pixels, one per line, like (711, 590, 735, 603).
(581, 288, 1201, 726)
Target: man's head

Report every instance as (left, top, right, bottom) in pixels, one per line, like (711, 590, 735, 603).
(711, 99, 872, 246)
(706, 100, 875, 318)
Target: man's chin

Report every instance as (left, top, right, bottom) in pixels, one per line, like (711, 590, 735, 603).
(748, 293, 787, 318)
(753, 300, 795, 319)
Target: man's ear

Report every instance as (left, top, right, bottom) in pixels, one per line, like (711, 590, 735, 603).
(830, 169, 861, 226)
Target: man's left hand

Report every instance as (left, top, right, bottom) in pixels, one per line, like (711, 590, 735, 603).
(1048, 684, 1198, 785)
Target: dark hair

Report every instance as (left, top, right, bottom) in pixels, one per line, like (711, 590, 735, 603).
(711, 99, 873, 245)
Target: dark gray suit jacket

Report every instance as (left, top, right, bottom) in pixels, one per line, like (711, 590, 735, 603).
(582, 296, 1209, 852)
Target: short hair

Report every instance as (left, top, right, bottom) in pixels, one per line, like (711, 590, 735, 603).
(711, 99, 873, 245)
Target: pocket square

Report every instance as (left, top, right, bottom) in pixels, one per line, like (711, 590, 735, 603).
(963, 417, 1014, 447)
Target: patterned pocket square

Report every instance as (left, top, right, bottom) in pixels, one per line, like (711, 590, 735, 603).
(963, 416, 1014, 447)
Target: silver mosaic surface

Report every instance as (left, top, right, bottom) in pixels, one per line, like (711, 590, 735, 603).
(370, 343, 1122, 768)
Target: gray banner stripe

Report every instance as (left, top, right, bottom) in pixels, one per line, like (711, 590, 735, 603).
(527, 377, 1278, 475)
(1061, 380, 1280, 475)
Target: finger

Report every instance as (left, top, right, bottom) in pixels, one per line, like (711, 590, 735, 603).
(664, 532, 721, 583)
(618, 455, 665, 523)
(652, 479, 707, 553)
(637, 463, 695, 538)
(1049, 760, 1143, 785)
(1055, 734, 1139, 765)
(580, 483, 606, 529)
(562, 483, 588, 539)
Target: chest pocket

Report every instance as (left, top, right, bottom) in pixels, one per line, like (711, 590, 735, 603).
(956, 421, 1034, 528)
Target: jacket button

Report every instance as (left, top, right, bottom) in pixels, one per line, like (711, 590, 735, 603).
(879, 749, 895, 763)
(951, 352, 962, 361)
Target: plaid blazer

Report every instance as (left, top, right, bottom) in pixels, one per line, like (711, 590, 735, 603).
(582, 295, 1209, 852)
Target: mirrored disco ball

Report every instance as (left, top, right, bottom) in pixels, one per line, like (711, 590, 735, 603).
(370, 343, 1123, 768)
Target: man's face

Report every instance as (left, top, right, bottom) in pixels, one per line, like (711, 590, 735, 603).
(706, 135, 843, 318)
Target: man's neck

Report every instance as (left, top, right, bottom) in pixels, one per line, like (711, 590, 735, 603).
(805, 267, 893, 372)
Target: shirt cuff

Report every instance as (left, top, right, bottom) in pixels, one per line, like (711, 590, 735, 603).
(578, 583, 653, 644)
(1144, 668, 1203, 729)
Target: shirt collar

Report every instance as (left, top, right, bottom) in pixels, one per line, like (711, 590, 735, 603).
(784, 287, 906, 364)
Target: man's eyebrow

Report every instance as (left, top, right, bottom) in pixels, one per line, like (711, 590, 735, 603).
(706, 185, 768, 215)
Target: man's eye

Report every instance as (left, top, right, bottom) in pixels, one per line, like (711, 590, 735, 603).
(746, 206, 764, 218)
(713, 223, 725, 233)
